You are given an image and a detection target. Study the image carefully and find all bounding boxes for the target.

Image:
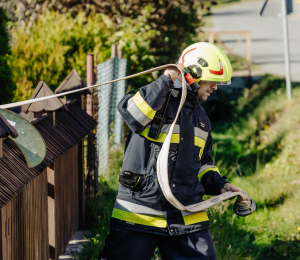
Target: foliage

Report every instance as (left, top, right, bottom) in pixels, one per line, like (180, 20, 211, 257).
(8, 0, 202, 101)
(0, 8, 16, 105)
(7, 10, 159, 101)
(2, 0, 202, 65)
(81, 76, 300, 259)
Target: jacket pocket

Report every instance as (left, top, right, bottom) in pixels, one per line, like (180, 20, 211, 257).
(119, 170, 147, 191)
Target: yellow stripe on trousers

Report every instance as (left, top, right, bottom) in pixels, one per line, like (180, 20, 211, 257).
(112, 208, 167, 228)
(182, 211, 209, 226)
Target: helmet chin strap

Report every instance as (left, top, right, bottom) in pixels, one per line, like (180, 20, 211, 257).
(0, 64, 255, 216)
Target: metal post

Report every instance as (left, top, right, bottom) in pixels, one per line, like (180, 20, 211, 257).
(86, 54, 94, 193)
(246, 31, 252, 76)
(208, 33, 214, 44)
(111, 44, 117, 59)
(281, 0, 292, 100)
(118, 49, 123, 59)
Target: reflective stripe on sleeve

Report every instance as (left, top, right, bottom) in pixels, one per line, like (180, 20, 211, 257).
(127, 98, 152, 126)
(112, 208, 167, 228)
(198, 165, 220, 181)
(115, 199, 167, 218)
(132, 91, 157, 120)
(181, 211, 209, 226)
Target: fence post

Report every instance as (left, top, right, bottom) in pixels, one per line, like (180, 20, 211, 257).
(114, 50, 127, 144)
(111, 44, 117, 59)
(208, 33, 214, 44)
(118, 49, 123, 59)
(47, 164, 55, 260)
(86, 54, 94, 193)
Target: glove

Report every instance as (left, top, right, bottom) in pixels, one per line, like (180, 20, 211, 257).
(164, 67, 181, 82)
(221, 183, 251, 207)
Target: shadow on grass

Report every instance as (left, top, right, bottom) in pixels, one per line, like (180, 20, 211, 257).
(209, 208, 300, 260)
(213, 134, 284, 177)
(256, 192, 289, 210)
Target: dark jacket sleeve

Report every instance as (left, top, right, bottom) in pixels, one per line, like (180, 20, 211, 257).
(117, 75, 173, 134)
(199, 131, 229, 195)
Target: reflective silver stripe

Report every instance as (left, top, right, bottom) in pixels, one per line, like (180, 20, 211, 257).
(115, 199, 167, 218)
(194, 127, 208, 141)
(181, 209, 205, 217)
(160, 124, 180, 134)
(127, 98, 151, 126)
(146, 124, 180, 134)
(199, 164, 218, 174)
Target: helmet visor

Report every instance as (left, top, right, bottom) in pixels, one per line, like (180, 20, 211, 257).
(199, 80, 231, 86)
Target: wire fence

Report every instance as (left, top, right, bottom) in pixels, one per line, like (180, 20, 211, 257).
(95, 56, 127, 175)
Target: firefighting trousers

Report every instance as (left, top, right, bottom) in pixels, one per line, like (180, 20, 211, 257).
(98, 226, 217, 260)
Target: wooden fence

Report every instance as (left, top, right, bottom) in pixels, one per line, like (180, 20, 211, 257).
(0, 86, 96, 259)
(1, 169, 49, 260)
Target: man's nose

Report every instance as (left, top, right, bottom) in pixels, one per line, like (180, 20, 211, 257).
(211, 83, 217, 91)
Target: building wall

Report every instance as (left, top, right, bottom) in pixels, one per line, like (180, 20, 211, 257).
(0, 169, 49, 260)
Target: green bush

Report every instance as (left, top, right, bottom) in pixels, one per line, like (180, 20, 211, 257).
(8, 9, 161, 101)
(7, 2, 202, 101)
(0, 8, 16, 105)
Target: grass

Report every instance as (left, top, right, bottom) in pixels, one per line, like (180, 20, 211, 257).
(80, 75, 300, 259)
(79, 146, 123, 259)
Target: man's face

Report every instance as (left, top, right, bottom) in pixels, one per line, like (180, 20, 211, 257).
(196, 81, 218, 102)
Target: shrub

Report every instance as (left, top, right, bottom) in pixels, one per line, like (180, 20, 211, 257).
(7, 10, 159, 100)
(0, 8, 16, 105)
(7, 2, 202, 101)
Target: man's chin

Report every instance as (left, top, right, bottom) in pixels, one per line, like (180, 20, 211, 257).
(199, 95, 208, 102)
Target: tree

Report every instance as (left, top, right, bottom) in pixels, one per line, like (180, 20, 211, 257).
(0, 8, 16, 105)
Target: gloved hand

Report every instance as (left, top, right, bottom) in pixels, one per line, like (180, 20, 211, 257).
(220, 183, 239, 193)
(221, 183, 251, 208)
(164, 67, 181, 82)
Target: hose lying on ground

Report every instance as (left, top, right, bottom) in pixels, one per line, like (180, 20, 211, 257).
(0, 64, 256, 216)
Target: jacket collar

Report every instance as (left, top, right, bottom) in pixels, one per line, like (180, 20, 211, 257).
(176, 89, 201, 108)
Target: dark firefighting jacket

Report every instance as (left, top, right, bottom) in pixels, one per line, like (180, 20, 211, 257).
(111, 75, 228, 236)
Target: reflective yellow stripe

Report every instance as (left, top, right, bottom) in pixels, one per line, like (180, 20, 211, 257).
(112, 208, 167, 228)
(194, 136, 206, 148)
(198, 167, 220, 181)
(140, 127, 205, 159)
(132, 92, 156, 120)
(194, 136, 206, 159)
(182, 211, 209, 226)
(140, 127, 180, 143)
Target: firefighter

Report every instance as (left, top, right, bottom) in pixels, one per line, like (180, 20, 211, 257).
(99, 42, 244, 260)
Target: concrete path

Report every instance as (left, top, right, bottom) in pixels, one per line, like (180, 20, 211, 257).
(59, 230, 91, 259)
(207, 0, 300, 82)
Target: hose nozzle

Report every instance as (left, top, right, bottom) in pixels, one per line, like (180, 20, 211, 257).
(233, 190, 256, 217)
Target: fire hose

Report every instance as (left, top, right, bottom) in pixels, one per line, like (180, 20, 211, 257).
(0, 64, 256, 217)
